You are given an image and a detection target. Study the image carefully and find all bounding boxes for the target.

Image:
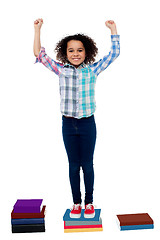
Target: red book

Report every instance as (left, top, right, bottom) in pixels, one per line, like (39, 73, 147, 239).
(116, 213, 153, 226)
(64, 221, 102, 229)
(11, 205, 46, 219)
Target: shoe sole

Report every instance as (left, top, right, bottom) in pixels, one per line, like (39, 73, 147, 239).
(70, 213, 81, 218)
(84, 212, 95, 218)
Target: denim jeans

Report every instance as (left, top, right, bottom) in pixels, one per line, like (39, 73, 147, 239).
(62, 115, 97, 205)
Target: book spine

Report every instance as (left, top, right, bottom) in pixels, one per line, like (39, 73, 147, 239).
(64, 224, 103, 229)
(12, 224, 45, 233)
(64, 228, 103, 233)
(11, 218, 44, 225)
(120, 224, 154, 231)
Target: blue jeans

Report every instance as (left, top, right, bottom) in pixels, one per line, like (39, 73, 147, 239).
(62, 115, 96, 205)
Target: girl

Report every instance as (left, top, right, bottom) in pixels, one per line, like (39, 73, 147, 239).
(33, 18, 120, 218)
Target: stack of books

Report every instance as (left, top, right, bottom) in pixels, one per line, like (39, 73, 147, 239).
(63, 209, 103, 233)
(116, 213, 154, 231)
(11, 199, 46, 233)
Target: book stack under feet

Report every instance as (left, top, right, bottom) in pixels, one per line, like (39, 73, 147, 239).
(11, 199, 46, 233)
(63, 209, 103, 233)
(116, 213, 154, 231)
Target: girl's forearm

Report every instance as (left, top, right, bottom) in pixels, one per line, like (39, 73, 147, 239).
(33, 29, 41, 57)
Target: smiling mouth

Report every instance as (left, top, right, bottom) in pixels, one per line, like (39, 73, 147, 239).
(72, 58, 80, 60)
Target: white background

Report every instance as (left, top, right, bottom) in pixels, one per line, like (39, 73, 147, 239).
(0, 0, 160, 239)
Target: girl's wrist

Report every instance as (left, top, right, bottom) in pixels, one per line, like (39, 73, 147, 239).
(34, 28, 41, 33)
(111, 29, 117, 35)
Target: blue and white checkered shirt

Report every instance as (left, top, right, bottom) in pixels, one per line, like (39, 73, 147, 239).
(35, 35, 120, 118)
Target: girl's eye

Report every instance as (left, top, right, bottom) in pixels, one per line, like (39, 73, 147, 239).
(68, 49, 83, 53)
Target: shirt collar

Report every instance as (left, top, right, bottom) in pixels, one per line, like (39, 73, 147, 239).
(63, 62, 86, 69)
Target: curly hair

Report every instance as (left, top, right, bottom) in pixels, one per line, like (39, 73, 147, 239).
(54, 33, 98, 65)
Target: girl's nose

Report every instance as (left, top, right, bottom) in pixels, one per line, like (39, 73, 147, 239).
(73, 51, 79, 56)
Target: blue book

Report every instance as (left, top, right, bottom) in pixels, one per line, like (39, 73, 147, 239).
(63, 209, 101, 221)
(120, 224, 154, 231)
(11, 218, 44, 225)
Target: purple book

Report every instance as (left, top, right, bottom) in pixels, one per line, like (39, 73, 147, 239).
(13, 199, 43, 213)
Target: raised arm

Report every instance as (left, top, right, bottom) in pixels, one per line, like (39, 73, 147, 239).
(33, 18, 43, 57)
(89, 20, 120, 76)
(33, 18, 63, 76)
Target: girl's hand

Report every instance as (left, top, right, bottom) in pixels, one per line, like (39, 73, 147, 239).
(34, 18, 43, 30)
(105, 20, 117, 35)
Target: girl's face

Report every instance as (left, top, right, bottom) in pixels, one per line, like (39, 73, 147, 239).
(66, 40, 86, 68)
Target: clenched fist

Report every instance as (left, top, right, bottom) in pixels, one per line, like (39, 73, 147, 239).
(105, 20, 117, 35)
(34, 18, 43, 30)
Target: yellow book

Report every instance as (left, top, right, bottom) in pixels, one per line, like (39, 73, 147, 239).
(64, 227, 103, 233)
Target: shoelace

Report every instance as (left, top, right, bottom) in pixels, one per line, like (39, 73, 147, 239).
(70, 204, 81, 210)
(70, 203, 97, 210)
(86, 203, 93, 210)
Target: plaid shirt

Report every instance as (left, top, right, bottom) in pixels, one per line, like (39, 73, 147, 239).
(35, 35, 120, 118)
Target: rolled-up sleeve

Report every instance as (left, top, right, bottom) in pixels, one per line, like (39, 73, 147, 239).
(90, 35, 120, 76)
(34, 47, 63, 76)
